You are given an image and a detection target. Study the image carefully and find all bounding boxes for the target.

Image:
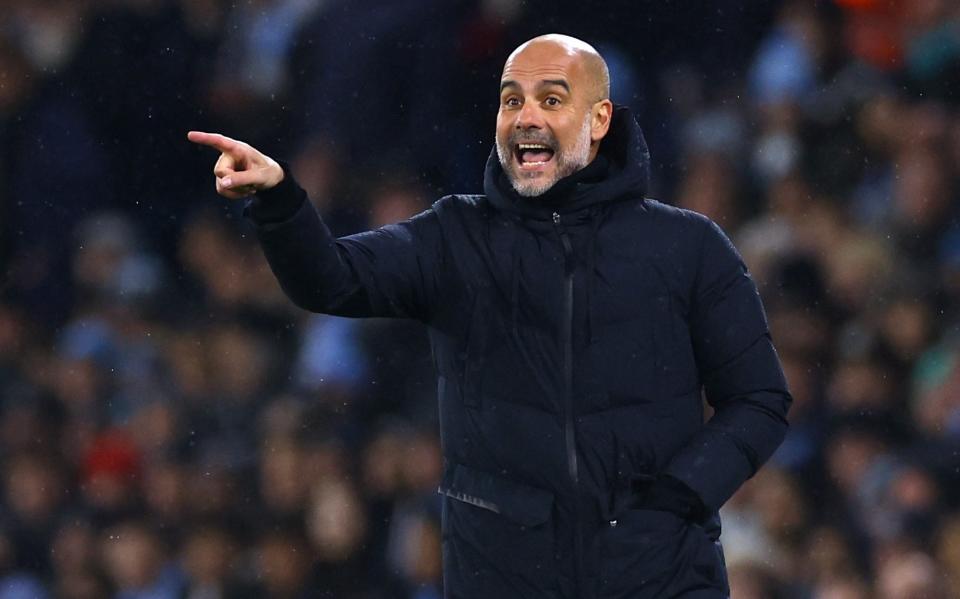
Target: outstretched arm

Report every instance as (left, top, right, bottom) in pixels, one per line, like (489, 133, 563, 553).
(188, 131, 445, 321)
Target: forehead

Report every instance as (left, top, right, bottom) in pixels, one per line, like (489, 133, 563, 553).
(500, 43, 586, 89)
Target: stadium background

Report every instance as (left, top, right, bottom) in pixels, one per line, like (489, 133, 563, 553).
(1, 0, 959, 597)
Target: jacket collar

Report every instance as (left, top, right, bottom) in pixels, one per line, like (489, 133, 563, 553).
(482, 104, 651, 220)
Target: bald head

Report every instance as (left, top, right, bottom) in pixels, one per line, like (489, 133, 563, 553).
(496, 34, 614, 197)
(504, 34, 610, 104)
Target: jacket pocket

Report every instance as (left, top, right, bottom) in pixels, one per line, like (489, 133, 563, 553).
(596, 509, 727, 598)
(439, 463, 553, 526)
(439, 464, 558, 593)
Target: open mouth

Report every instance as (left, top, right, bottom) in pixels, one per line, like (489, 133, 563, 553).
(515, 143, 555, 169)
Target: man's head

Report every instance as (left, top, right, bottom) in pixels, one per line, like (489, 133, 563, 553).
(496, 34, 613, 197)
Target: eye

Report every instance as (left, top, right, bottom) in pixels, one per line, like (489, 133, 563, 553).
(503, 96, 521, 107)
(545, 96, 561, 107)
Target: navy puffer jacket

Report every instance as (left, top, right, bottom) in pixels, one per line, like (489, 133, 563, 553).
(251, 106, 790, 599)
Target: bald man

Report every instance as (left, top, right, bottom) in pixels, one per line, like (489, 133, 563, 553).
(190, 34, 790, 599)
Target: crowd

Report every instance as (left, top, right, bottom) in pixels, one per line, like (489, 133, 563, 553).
(0, 0, 959, 597)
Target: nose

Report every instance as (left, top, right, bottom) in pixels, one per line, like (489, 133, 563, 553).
(515, 101, 544, 130)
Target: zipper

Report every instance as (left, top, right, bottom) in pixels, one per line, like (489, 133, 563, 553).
(553, 211, 581, 596)
(553, 211, 578, 484)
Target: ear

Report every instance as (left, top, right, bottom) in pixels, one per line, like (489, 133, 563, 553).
(591, 99, 613, 142)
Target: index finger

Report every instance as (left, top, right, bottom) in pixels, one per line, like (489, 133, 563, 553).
(187, 131, 241, 154)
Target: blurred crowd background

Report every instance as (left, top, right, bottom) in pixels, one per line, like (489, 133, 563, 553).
(0, 0, 959, 597)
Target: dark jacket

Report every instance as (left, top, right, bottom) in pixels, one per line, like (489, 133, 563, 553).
(249, 106, 791, 599)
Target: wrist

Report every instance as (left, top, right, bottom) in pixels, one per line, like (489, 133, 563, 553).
(265, 160, 285, 189)
(247, 162, 306, 224)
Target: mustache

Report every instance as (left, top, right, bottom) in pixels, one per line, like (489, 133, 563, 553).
(507, 131, 557, 151)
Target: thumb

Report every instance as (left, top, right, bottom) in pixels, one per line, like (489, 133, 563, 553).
(221, 161, 284, 191)
(220, 170, 257, 190)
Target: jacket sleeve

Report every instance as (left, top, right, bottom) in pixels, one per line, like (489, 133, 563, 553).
(247, 168, 445, 322)
(662, 216, 792, 512)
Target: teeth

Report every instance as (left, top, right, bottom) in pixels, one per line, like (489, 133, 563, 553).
(518, 143, 551, 150)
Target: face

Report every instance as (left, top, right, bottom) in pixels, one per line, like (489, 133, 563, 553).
(496, 42, 610, 197)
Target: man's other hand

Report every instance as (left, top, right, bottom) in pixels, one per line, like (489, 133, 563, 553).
(187, 131, 285, 200)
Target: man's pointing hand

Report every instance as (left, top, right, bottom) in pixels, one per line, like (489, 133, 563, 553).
(187, 131, 285, 200)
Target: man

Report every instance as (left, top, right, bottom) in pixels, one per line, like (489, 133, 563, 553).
(189, 34, 790, 599)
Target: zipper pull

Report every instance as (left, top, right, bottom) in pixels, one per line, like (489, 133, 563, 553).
(552, 211, 574, 274)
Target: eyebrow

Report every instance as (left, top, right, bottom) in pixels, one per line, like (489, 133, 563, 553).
(500, 78, 571, 93)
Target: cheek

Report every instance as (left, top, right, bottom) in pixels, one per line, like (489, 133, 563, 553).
(554, 127, 575, 149)
(552, 115, 579, 139)
(496, 115, 510, 137)
(495, 124, 512, 149)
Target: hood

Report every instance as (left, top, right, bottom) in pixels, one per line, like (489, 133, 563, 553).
(483, 104, 651, 220)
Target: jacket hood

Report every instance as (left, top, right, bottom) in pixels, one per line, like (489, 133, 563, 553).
(483, 104, 651, 219)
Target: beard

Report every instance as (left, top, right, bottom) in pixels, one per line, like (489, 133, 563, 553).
(496, 112, 593, 197)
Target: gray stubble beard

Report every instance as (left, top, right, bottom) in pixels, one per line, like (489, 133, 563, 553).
(497, 112, 593, 197)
